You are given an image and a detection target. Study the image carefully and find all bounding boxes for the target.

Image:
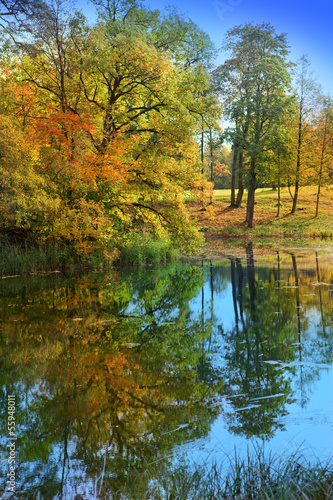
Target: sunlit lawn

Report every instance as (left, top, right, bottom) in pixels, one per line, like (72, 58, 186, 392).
(191, 185, 333, 247)
(214, 186, 273, 199)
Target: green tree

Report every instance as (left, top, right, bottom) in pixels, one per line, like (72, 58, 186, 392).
(0, 0, 45, 28)
(92, 0, 216, 69)
(290, 55, 321, 214)
(212, 57, 246, 207)
(216, 23, 292, 226)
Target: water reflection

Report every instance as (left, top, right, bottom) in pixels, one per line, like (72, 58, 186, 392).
(0, 266, 221, 498)
(206, 248, 333, 450)
(0, 251, 333, 498)
(219, 247, 300, 438)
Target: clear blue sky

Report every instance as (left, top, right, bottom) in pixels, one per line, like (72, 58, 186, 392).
(147, 0, 333, 95)
(80, 0, 333, 95)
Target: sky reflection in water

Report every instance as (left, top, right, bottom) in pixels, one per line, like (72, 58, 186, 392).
(0, 248, 333, 498)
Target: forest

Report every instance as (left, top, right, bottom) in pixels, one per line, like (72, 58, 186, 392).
(0, 0, 332, 266)
(1, 3, 333, 496)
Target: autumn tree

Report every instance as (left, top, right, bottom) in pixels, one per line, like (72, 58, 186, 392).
(0, 0, 46, 29)
(0, 0, 219, 255)
(267, 113, 296, 217)
(205, 141, 231, 188)
(310, 96, 333, 216)
(216, 23, 292, 226)
(0, 113, 58, 239)
(290, 55, 321, 214)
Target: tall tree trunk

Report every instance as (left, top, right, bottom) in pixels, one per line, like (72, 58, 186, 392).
(316, 171, 322, 218)
(230, 144, 238, 207)
(276, 152, 281, 217)
(210, 128, 214, 183)
(316, 175, 322, 217)
(291, 103, 303, 214)
(201, 129, 204, 175)
(246, 158, 256, 227)
(291, 172, 299, 214)
(316, 118, 327, 217)
(231, 144, 244, 208)
(235, 150, 244, 207)
(246, 183, 255, 228)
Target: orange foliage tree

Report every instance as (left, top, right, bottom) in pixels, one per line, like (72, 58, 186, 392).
(0, 0, 220, 257)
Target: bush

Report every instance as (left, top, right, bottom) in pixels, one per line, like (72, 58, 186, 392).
(116, 234, 179, 265)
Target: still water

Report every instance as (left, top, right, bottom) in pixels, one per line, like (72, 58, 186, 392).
(1, 247, 333, 498)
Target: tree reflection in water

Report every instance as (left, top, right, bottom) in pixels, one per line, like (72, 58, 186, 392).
(0, 265, 221, 498)
(0, 251, 333, 498)
(214, 249, 333, 439)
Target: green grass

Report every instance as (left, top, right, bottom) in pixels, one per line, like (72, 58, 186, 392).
(0, 233, 180, 274)
(120, 448, 333, 499)
(116, 234, 179, 265)
(253, 215, 333, 239)
(0, 242, 70, 276)
(214, 187, 273, 201)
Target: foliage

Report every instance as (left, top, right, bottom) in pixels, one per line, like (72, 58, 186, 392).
(0, 0, 219, 261)
(1, 0, 332, 261)
(116, 233, 180, 264)
(290, 55, 322, 214)
(215, 23, 293, 227)
(212, 31, 333, 226)
(306, 95, 333, 216)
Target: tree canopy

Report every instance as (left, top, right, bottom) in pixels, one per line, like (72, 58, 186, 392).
(0, 0, 220, 257)
(213, 23, 293, 227)
(1, 3, 332, 257)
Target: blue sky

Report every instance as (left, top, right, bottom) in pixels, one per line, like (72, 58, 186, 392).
(147, 0, 333, 95)
(80, 0, 333, 95)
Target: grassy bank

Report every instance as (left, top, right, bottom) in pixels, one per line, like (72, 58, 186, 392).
(190, 185, 333, 257)
(0, 234, 180, 275)
(123, 449, 333, 499)
(1, 185, 332, 274)
(0, 242, 74, 276)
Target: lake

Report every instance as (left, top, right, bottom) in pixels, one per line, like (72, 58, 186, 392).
(1, 246, 333, 499)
